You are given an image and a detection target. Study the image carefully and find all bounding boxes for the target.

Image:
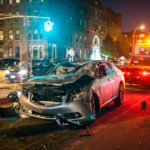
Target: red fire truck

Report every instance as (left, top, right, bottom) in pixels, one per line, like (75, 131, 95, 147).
(117, 40, 150, 86)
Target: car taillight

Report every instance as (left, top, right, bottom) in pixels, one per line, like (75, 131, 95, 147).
(123, 71, 130, 76)
(141, 71, 150, 76)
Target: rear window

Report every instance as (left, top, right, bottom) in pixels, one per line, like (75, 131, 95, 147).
(131, 58, 150, 66)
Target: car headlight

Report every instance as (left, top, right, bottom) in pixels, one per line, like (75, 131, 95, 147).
(5, 70, 10, 75)
(18, 69, 27, 75)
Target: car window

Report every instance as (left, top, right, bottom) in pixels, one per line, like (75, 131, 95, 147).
(95, 63, 107, 78)
(104, 63, 115, 74)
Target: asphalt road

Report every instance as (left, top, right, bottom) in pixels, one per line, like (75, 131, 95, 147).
(0, 85, 150, 150)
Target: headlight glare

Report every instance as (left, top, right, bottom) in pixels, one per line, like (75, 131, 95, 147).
(17, 91, 22, 98)
(18, 69, 27, 75)
(5, 70, 10, 74)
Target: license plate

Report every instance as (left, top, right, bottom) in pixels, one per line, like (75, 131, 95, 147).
(10, 75, 16, 79)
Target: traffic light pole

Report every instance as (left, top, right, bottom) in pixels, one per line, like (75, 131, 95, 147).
(0, 13, 50, 20)
(0, 13, 53, 84)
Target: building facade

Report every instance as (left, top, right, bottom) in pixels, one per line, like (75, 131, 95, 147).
(0, 0, 121, 62)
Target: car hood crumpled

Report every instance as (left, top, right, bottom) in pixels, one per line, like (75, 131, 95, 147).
(26, 73, 80, 85)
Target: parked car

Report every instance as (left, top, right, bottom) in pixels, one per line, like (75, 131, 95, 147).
(30, 59, 54, 76)
(5, 59, 54, 83)
(0, 58, 20, 82)
(14, 60, 125, 125)
(0, 58, 20, 70)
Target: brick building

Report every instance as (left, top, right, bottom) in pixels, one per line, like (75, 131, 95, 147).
(0, 0, 121, 61)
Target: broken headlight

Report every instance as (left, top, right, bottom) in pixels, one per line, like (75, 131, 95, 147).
(70, 91, 87, 102)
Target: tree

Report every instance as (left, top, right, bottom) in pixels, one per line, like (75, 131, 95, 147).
(102, 35, 117, 58)
(115, 35, 131, 58)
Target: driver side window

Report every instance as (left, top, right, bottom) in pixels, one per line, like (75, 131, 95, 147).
(96, 64, 107, 78)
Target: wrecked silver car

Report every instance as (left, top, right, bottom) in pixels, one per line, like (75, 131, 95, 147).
(16, 61, 125, 125)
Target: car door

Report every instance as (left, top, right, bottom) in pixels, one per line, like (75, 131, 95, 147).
(94, 63, 113, 106)
(105, 62, 120, 98)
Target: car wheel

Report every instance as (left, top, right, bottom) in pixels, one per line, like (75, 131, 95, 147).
(114, 83, 124, 106)
(91, 93, 100, 119)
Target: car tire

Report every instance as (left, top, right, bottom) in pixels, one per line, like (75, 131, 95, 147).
(91, 93, 100, 119)
(114, 83, 124, 106)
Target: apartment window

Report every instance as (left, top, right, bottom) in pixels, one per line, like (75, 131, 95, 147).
(0, 31, 3, 40)
(16, 12, 20, 15)
(9, 0, 13, 4)
(39, 47, 44, 58)
(9, 30, 13, 40)
(84, 20, 87, 29)
(33, 47, 38, 58)
(8, 47, 13, 57)
(28, 30, 32, 40)
(15, 29, 20, 40)
(80, 19, 82, 27)
(15, 47, 20, 58)
(16, 0, 20, 3)
(75, 34, 78, 43)
(39, 31, 43, 39)
(33, 29, 38, 40)
(0, 47, 3, 58)
(0, 0, 4, 5)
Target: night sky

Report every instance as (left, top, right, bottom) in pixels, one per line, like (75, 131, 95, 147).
(101, 0, 150, 32)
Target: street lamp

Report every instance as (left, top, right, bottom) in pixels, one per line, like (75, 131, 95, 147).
(132, 25, 145, 55)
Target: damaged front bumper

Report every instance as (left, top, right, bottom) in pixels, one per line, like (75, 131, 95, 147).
(18, 95, 94, 125)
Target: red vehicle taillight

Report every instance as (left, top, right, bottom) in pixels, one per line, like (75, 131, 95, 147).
(141, 71, 150, 76)
(122, 70, 131, 77)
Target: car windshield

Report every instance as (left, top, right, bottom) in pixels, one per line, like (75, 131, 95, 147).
(49, 62, 84, 75)
(0, 58, 19, 68)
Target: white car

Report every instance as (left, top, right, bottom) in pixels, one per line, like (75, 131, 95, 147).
(14, 61, 125, 125)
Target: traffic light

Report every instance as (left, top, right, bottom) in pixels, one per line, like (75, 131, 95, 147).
(44, 20, 54, 32)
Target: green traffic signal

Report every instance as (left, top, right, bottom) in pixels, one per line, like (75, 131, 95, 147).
(44, 20, 54, 32)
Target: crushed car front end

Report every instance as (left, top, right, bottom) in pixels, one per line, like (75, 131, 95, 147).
(18, 73, 95, 125)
